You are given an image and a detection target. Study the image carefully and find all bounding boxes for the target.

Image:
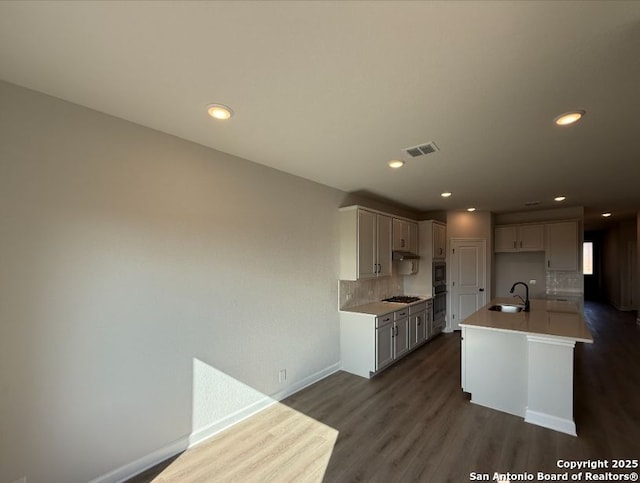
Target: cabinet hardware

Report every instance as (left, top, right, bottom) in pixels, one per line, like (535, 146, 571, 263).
(547, 260, 550, 268)
(479, 288, 484, 292)
(395, 326, 399, 336)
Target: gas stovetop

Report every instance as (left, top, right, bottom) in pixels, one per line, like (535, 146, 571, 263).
(382, 296, 422, 304)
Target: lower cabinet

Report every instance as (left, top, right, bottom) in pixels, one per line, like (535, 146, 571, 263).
(376, 314, 409, 371)
(409, 301, 431, 349)
(340, 300, 435, 379)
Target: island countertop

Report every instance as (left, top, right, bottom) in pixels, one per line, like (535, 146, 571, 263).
(459, 297, 593, 343)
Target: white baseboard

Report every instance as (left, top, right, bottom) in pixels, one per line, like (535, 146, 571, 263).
(525, 408, 577, 437)
(90, 362, 341, 483)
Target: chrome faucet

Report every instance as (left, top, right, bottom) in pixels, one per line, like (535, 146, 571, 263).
(510, 282, 530, 312)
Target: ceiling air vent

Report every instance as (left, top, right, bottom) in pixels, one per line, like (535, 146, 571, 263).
(403, 141, 439, 158)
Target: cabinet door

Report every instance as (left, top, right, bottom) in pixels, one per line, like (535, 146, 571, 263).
(392, 219, 409, 250)
(433, 223, 447, 259)
(357, 209, 377, 279)
(415, 311, 426, 345)
(518, 224, 544, 251)
(409, 312, 425, 349)
(377, 214, 393, 277)
(546, 221, 578, 271)
(495, 226, 517, 252)
(394, 318, 410, 359)
(409, 315, 418, 349)
(376, 322, 394, 370)
(408, 222, 419, 254)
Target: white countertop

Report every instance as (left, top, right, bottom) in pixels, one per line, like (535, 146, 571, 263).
(459, 298, 593, 343)
(340, 296, 432, 316)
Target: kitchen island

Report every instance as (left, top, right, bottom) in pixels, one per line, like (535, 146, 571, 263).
(460, 298, 593, 436)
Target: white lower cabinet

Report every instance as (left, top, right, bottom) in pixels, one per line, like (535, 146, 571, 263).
(375, 317, 394, 370)
(341, 300, 434, 379)
(409, 301, 429, 349)
(376, 314, 409, 371)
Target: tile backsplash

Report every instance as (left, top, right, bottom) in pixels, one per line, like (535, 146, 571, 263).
(545, 270, 583, 295)
(339, 276, 404, 309)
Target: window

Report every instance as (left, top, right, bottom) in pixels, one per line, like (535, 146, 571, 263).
(583, 241, 593, 275)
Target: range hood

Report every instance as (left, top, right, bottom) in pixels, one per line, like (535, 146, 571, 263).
(392, 250, 420, 261)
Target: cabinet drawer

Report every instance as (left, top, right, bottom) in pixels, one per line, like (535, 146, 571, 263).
(409, 302, 427, 315)
(376, 314, 393, 328)
(394, 308, 409, 320)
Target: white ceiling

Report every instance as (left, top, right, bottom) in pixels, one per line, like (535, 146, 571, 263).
(1, 1, 639, 227)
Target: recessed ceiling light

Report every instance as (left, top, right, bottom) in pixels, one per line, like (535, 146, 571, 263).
(207, 103, 233, 120)
(554, 196, 566, 201)
(467, 207, 476, 212)
(602, 212, 612, 217)
(441, 192, 452, 198)
(554, 110, 585, 126)
(388, 160, 404, 169)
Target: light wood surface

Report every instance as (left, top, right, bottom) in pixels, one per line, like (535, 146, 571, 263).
(128, 302, 639, 483)
(460, 298, 593, 343)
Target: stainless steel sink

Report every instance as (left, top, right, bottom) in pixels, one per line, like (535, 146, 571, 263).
(488, 304, 524, 313)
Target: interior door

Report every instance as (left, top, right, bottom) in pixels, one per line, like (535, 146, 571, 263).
(450, 239, 487, 330)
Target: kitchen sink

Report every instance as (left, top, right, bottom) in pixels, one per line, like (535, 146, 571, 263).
(488, 304, 524, 313)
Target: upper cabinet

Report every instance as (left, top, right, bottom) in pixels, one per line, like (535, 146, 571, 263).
(494, 220, 579, 272)
(339, 206, 392, 280)
(433, 221, 447, 259)
(546, 221, 579, 271)
(495, 224, 544, 252)
(392, 218, 418, 253)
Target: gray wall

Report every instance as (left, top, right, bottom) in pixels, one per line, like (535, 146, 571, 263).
(0, 81, 348, 483)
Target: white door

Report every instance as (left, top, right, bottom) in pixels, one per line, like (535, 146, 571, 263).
(450, 239, 487, 331)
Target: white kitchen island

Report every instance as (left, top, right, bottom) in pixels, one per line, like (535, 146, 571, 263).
(460, 298, 593, 436)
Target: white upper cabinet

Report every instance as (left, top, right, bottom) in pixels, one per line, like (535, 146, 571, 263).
(495, 224, 544, 252)
(433, 221, 446, 259)
(546, 221, 579, 271)
(392, 218, 418, 253)
(376, 214, 393, 277)
(339, 206, 392, 280)
(408, 221, 418, 254)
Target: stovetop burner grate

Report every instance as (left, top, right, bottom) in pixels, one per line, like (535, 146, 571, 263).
(382, 296, 422, 303)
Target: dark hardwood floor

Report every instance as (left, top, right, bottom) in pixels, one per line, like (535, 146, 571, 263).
(128, 302, 640, 482)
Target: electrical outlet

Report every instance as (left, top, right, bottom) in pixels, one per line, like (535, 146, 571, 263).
(529, 279, 537, 285)
(278, 369, 287, 383)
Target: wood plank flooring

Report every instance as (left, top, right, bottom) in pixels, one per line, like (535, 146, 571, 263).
(127, 302, 640, 482)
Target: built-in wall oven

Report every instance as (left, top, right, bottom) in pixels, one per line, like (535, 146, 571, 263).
(432, 261, 447, 334)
